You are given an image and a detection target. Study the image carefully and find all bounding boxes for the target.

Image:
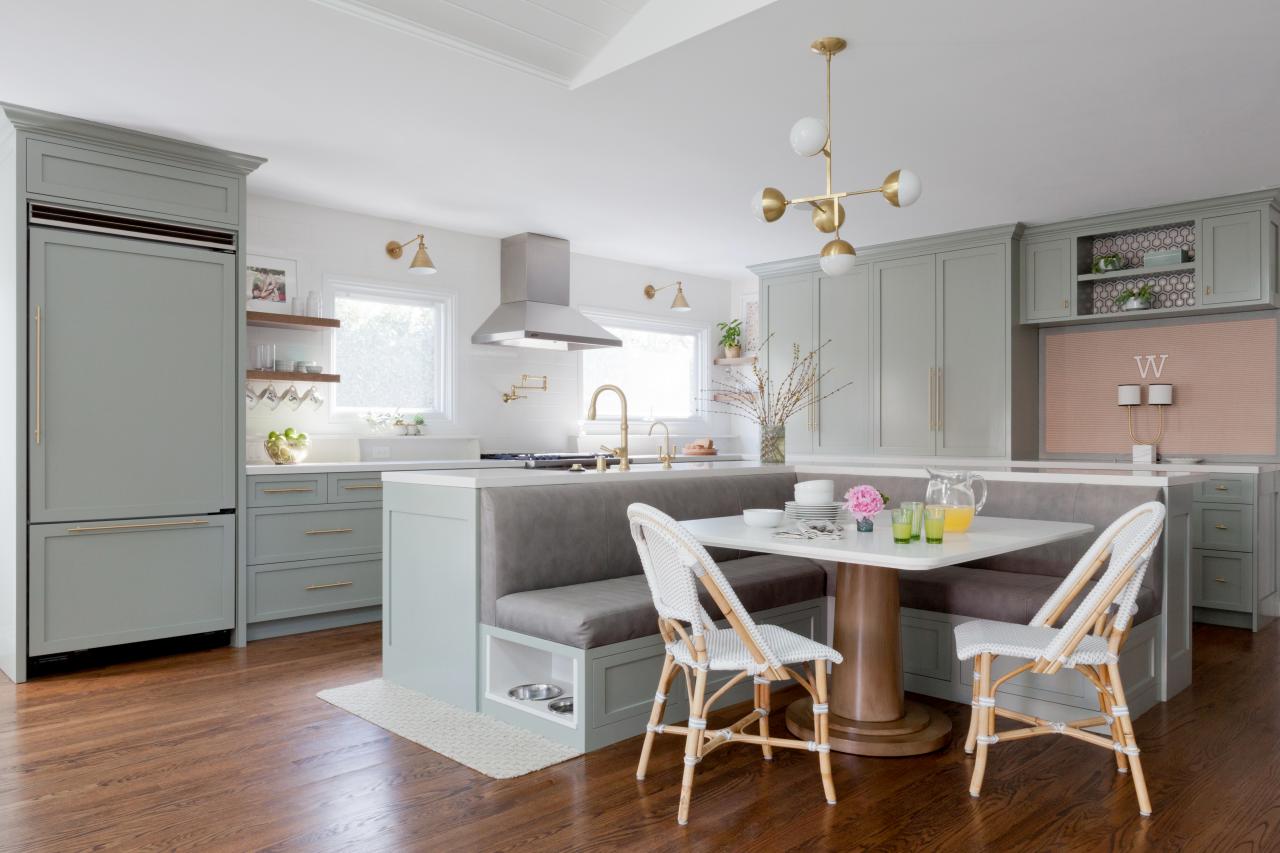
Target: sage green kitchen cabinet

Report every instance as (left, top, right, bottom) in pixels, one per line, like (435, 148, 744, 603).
(813, 268, 870, 453)
(27, 227, 236, 523)
(762, 273, 816, 457)
(28, 514, 235, 655)
(937, 245, 1008, 456)
(1201, 210, 1263, 305)
(871, 254, 938, 456)
(1020, 236, 1073, 321)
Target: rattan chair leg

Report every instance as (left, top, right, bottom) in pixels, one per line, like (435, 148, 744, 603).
(969, 652, 994, 798)
(637, 653, 677, 781)
(1107, 662, 1152, 816)
(677, 663, 708, 825)
(756, 681, 773, 761)
(814, 660, 836, 805)
(965, 662, 982, 755)
(1097, 688, 1128, 773)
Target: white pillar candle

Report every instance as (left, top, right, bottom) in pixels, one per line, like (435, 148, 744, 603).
(1148, 384, 1173, 406)
(1117, 384, 1142, 406)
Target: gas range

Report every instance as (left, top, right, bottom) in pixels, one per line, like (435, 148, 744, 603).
(481, 452, 621, 469)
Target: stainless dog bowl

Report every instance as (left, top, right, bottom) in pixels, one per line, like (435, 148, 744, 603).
(547, 697, 574, 715)
(508, 683, 563, 701)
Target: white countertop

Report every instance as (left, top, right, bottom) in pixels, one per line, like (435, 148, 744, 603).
(247, 454, 743, 477)
(788, 454, 1279, 475)
(682, 513, 1094, 571)
(793, 463, 1208, 487)
(381, 460, 1209, 489)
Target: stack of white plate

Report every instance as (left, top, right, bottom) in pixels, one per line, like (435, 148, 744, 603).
(784, 501, 846, 522)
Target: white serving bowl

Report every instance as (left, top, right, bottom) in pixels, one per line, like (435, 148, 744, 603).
(743, 508, 785, 528)
(794, 479, 835, 505)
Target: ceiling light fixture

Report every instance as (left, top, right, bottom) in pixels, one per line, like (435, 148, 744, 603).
(385, 233, 437, 275)
(643, 280, 691, 311)
(752, 37, 922, 276)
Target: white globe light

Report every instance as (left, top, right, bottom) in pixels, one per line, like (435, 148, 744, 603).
(789, 116, 829, 157)
(819, 239, 857, 275)
(886, 168, 922, 207)
(750, 187, 786, 223)
(750, 188, 767, 222)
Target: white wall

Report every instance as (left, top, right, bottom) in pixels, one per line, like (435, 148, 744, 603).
(727, 274, 762, 457)
(245, 195, 733, 457)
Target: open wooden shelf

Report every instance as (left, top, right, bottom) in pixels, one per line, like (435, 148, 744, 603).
(714, 356, 757, 366)
(1075, 262, 1195, 283)
(246, 370, 341, 383)
(246, 311, 341, 330)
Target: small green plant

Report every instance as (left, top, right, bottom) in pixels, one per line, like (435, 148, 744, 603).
(413, 414, 425, 425)
(717, 319, 743, 349)
(1117, 283, 1155, 304)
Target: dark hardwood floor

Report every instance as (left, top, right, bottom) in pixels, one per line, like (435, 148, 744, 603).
(1, 621, 1277, 852)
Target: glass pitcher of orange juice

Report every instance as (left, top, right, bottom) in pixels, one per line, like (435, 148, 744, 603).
(924, 469, 987, 533)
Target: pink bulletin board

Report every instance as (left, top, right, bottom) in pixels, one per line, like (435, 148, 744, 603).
(1042, 314, 1278, 458)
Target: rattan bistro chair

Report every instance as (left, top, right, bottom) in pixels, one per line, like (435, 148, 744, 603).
(955, 501, 1166, 816)
(627, 503, 844, 825)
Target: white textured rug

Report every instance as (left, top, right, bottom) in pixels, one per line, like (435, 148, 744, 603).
(317, 678, 582, 779)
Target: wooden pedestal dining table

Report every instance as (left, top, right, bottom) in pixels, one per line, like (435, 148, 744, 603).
(680, 512, 1093, 756)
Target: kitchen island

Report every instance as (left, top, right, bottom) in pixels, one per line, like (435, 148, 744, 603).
(380, 461, 1206, 752)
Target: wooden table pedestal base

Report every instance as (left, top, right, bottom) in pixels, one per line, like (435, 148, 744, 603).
(785, 697, 952, 757)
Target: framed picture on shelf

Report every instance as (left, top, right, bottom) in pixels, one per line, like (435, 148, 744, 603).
(247, 254, 297, 314)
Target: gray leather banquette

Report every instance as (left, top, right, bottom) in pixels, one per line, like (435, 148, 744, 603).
(478, 471, 1164, 650)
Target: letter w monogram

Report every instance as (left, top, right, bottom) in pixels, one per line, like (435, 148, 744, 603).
(1133, 354, 1168, 379)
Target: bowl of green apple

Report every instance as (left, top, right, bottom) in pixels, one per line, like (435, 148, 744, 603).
(265, 428, 310, 465)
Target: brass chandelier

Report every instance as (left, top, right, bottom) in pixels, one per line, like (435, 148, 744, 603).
(752, 37, 921, 275)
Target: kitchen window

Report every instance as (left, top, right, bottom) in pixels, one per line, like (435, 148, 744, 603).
(329, 279, 454, 419)
(579, 310, 707, 426)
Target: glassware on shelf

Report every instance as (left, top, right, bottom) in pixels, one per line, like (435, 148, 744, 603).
(254, 343, 276, 370)
(306, 292, 320, 317)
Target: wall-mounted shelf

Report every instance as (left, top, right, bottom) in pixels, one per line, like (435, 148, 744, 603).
(247, 370, 340, 383)
(246, 311, 341, 330)
(713, 356, 757, 366)
(1076, 262, 1196, 283)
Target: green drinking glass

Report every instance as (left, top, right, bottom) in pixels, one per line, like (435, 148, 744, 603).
(924, 505, 946, 544)
(891, 507, 913, 544)
(901, 501, 924, 541)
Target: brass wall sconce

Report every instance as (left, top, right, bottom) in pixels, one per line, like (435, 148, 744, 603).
(643, 281, 691, 312)
(502, 374, 548, 403)
(1118, 383, 1173, 462)
(385, 233, 436, 275)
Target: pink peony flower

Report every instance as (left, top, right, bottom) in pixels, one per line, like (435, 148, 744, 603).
(844, 484, 886, 521)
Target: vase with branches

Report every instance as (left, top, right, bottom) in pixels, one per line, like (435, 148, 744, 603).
(702, 335, 850, 464)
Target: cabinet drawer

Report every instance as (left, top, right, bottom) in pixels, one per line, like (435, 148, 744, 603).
(1195, 474, 1255, 503)
(250, 556, 381, 623)
(328, 473, 384, 503)
(249, 474, 327, 507)
(248, 504, 381, 565)
(28, 514, 234, 655)
(26, 139, 240, 225)
(1192, 549, 1253, 612)
(1191, 504, 1254, 552)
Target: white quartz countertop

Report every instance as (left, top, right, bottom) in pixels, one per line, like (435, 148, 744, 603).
(381, 460, 1209, 489)
(245, 459, 526, 476)
(788, 454, 1279, 475)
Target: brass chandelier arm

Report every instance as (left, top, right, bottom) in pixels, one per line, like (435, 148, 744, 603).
(788, 186, 884, 207)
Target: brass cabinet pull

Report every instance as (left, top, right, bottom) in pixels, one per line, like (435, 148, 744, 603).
(342, 483, 383, 490)
(1062, 298, 1069, 309)
(936, 367, 944, 431)
(1213, 576, 1228, 583)
(1214, 484, 1230, 491)
(68, 519, 210, 534)
(262, 486, 315, 494)
(306, 581, 353, 591)
(928, 368, 936, 430)
(305, 527, 353, 535)
(33, 305, 41, 445)
(1215, 523, 1229, 530)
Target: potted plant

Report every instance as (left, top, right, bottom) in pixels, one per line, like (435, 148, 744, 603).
(717, 319, 743, 359)
(844, 484, 889, 533)
(1117, 283, 1155, 311)
(1093, 253, 1124, 273)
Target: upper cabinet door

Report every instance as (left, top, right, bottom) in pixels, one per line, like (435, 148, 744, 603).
(872, 254, 938, 456)
(937, 246, 1007, 457)
(29, 228, 236, 522)
(762, 273, 815, 456)
(1202, 210, 1263, 305)
(814, 267, 871, 454)
(1021, 236, 1073, 321)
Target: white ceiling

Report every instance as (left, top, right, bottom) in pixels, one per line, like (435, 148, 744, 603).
(2, 0, 1279, 279)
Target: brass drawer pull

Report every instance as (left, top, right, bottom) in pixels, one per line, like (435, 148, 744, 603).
(342, 483, 383, 490)
(306, 581, 354, 591)
(1214, 523, 1229, 530)
(33, 305, 41, 445)
(68, 519, 210, 534)
(1215, 484, 1230, 491)
(262, 486, 315, 494)
(305, 527, 354, 535)
(1214, 576, 1229, 583)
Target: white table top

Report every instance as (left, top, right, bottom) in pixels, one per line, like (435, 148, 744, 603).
(681, 513, 1095, 571)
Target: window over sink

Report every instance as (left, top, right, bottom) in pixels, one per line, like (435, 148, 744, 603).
(329, 278, 454, 420)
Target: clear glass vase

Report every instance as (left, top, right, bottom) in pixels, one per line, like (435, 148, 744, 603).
(760, 423, 786, 464)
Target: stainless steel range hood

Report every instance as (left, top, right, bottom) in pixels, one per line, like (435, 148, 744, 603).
(471, 233, 622, 350)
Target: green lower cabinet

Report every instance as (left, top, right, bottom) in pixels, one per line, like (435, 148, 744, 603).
(250, 556, 382, 623)
(28, 514, 234, 655)
(1192, 549, 1253, 613)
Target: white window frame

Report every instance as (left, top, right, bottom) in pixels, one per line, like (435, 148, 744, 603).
(325, 275, 456, 424)
(577, 306, 711, 434)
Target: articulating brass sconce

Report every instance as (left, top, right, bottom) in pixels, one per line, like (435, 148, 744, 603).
(751, 37, 921, 275)
(643, 281, 691, 312)
(385, 233, 436, 275)
(503, 374, 548, 403)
